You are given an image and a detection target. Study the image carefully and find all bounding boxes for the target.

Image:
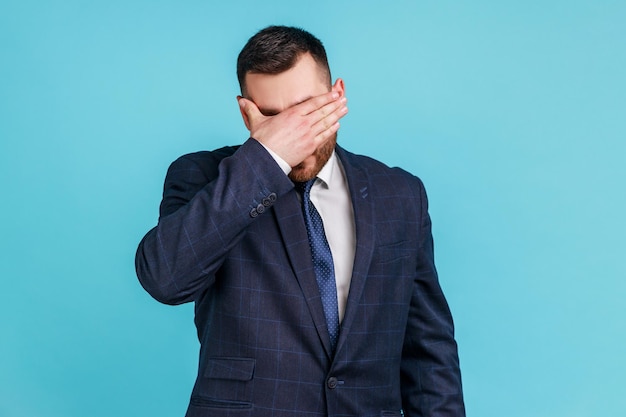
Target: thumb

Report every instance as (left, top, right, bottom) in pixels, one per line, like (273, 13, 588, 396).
(238, 96, 263, 128)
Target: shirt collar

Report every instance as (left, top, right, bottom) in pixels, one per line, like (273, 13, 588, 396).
(315, 151, 338, 189)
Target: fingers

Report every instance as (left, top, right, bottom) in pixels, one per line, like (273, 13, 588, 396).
(309, 96, 348, 138)
(313, 120, 341, 145)
(295, 90, 342, 116)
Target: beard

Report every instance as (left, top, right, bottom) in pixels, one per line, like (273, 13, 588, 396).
(288, 133, 337, 183)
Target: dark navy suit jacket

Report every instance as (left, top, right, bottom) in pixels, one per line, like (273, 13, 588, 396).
(136, 138, 465, 416)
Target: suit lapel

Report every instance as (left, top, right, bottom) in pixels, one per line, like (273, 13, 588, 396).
(273, 189, 335, 357)
(334, 147, 376, 355)
(272, 148, 376, 359)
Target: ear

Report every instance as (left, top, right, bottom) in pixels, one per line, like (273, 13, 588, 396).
(331, 78, 345, 97)
(237, 95, 251, 131)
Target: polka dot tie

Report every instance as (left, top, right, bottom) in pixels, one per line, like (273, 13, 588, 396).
(295, 179, 340, 352)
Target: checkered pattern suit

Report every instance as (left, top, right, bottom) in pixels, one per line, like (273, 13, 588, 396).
(136, 138, 465, 416)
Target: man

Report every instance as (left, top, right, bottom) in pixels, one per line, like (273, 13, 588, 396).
(136, 26, 465, 416)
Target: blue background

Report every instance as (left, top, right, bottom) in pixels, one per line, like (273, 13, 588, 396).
(1, 1, 625, 416)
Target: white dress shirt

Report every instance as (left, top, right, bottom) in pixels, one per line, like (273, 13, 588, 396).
(263, 146, 356, 322)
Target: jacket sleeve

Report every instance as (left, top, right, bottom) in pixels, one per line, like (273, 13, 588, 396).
(135, 138, 294, 305)
(400, 178, 466, 416)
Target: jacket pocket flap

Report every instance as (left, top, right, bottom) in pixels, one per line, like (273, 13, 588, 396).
(204, 357, 255, 381)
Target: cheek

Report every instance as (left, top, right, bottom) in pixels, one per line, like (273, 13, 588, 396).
(316, 137, 336, 159)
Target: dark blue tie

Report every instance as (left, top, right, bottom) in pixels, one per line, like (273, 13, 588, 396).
(295, 179, 340, 352)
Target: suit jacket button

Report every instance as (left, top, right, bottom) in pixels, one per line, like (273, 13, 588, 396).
(256, 203, 265, 214)
(262, 197, 271, 207)
(268, 192, 277, 202)
(249, 208, 258, 218)
(327, 377, 338, 389)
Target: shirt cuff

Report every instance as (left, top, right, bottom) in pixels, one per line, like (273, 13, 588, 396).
(259, 142, 292, 175)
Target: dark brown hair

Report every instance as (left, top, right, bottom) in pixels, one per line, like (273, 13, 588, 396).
(237, 25, 331, 95)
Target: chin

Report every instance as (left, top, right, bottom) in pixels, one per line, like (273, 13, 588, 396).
(288, 136, 336, 182)
(288, 163, 317, 182)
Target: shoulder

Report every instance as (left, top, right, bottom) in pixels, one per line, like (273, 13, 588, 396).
(170, 145, 240, 172)
(166, 145, 240, 181)
(337, 146, 425, 193)
(158, 145, 240, 218)
(338, 147, 431, 235)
